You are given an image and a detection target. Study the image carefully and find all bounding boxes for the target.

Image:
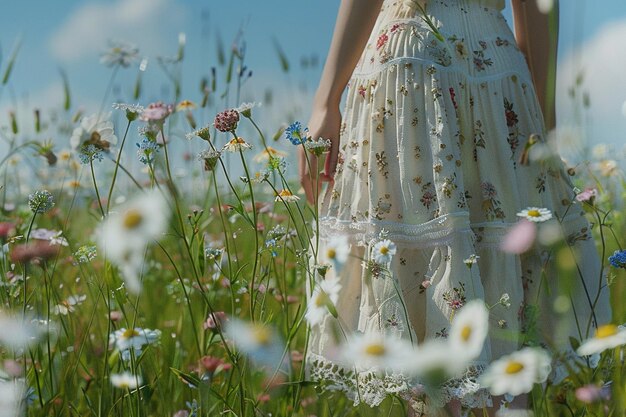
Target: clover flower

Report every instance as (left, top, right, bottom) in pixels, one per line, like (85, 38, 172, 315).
(28, 190, 55, 213)
(285, 121, 308, 145)
(609, 250, 626, 269)
(214, 109, 240, 132)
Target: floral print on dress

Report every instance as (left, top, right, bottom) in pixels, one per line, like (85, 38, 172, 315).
(480, 181, 505, 220)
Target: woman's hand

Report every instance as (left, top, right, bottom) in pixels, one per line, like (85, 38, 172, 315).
(298, 103, 342, 205)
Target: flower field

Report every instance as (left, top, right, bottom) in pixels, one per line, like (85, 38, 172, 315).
(0, 23, 625, 417)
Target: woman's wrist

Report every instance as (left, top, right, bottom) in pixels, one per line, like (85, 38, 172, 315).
(313, 89, 342, 111)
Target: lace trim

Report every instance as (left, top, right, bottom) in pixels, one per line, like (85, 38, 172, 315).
(307, 352, 492, 411)
(352, 57, 533, 85)
(318, 211, 589, 247)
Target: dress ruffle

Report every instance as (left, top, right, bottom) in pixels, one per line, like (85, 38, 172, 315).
(306, 0, 611, 410)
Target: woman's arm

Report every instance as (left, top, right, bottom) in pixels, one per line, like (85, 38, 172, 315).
(299, 0, 384, 205)
(511, 0, 559, 131)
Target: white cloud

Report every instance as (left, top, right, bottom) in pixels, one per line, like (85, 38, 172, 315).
(557, 19, 626, 151)
(49, 0, 186, 62)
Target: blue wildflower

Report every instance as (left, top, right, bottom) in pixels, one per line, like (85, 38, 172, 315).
(265, 238, 279, 257)
(285, 121, 308, 145)
(609, 250, 626, 269)
(78, 144, 104, 165)
(136, 138, 160, 164)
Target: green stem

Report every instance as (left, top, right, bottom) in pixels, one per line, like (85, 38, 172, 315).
(106, 120, 132, 214)
(90, 160, 106, 219)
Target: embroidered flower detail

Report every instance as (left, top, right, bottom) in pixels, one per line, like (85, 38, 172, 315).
(376, 33, 389, 50)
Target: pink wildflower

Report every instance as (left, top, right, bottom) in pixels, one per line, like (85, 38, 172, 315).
(500, 219, 537, 254)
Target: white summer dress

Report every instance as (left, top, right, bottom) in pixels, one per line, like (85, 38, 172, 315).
(307, 0, 611, 411)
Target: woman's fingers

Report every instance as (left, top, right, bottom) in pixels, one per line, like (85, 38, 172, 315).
(298, 147, 321, 205)
(322, 137, 339, 181)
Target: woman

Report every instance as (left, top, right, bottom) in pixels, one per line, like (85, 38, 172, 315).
(299, 0, 610, 415)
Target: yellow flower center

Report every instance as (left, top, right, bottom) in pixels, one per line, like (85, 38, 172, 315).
(315, 291, 329, 307)
(379, 246, 389, 255)
(365, 343, 386, 357)
(505, 361, 525, 374)
(252, 326, 271, 346)
(279, 190, 293, 197)
(122, 328, 140, 339)
(595, 324, 618, 339)
(327, 248, 336, 260)
(527, 209, 541, 217)
(460, 325, 472, 342)
(123, 209, 143, 229)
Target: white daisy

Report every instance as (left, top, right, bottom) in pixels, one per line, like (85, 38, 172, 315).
(449, 299, 489, 361)
(222, 137, 252, 153)
(516, 207, 552, 223)
(253, 146, 287, 163)
(236, 102, 260, 118)
(109, 327, 161, 361)
(100, 40, 139, 68)
(463, 254, 480, 267)
(305, 278, 341, 326)
(98, 190, 169, 293)
(371, 239, 397, 264)
(323, 235, 350, 267)
(577, 324, 626, 356)
(408, 339, 470, 381)
(70, 112, 118, 151)
(479, 347, 552, 396)
(110, 372, 142, 389)
(224, 319, 285, 371)
(274, 189, 300, 203)
(0, 379, 28, 417)
(0, 313, 45, 351)
(341, 331, 415, 373)
(54, 294, 87, 315)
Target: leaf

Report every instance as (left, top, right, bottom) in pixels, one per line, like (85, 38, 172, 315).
(2, 37, 21, 85)
(272, 38, 289, 73)
(60, 69, 71, 111)
(170, 367, 201, 388)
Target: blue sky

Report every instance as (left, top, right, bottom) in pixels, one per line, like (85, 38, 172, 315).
(1, 0, 626, 161)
